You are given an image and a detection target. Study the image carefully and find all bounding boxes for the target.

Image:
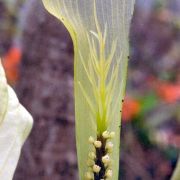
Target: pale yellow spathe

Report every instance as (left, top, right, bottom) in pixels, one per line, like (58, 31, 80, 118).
(42, 1, 135, 179)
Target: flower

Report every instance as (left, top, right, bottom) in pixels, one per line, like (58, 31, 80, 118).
(156, 82, 180, 103)
(122, 96, 140, 122)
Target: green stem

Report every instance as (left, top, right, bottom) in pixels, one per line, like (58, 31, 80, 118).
(171, 155, 180, 180)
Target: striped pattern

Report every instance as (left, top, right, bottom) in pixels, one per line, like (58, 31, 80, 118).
(42, 1, 135, 179)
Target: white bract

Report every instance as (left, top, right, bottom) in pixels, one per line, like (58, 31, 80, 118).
(0, 60, 33, 180)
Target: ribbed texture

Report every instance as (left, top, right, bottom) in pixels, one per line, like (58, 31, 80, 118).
(42, 1, 135, 179)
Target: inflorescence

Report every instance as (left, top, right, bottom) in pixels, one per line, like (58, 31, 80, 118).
(85, 131, 115, 180)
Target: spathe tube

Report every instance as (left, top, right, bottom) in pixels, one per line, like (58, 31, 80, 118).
(42, 1, 135, 179)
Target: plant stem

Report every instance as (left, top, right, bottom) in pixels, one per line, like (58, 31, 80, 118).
(171, 155, 180, 180)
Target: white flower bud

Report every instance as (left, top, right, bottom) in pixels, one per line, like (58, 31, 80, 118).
(102, 154, 110, 164)
(106, 142, 114, 152)
(87, 159, 95, 166)
(102, 131, 109, 139)
(106, 169, 113, 178)
(94, 140, 102, 148)
(88, 152, 96, 159)
(88, 136, 94, 144)
(93, 164, 101, 173)
(85, 172, 93, 179)
(109, 132, 115, 138)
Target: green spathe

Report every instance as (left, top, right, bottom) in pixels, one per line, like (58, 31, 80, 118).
(0, 60, 33, 179)
(42, 1, 135, 179)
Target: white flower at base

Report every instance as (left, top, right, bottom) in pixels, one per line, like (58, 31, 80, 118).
(94, 141, 102, 148)
(0, 60, 33, 180)
(93, 164, 101, 173)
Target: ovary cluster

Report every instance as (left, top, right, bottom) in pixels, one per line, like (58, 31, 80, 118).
(85, 131, 115, 180)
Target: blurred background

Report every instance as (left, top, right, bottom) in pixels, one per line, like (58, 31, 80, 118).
(0, 0, 180, 179)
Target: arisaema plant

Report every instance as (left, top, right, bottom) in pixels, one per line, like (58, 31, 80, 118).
(42, 1, 135, 179)
(0, 60, 33, 180)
